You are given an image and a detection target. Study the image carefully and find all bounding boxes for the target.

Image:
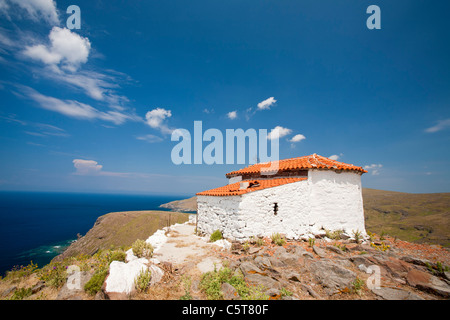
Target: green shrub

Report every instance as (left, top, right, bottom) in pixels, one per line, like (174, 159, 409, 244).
(255, 237, 265, 246)
(325, 229, 345, 240)
(200, 267, 268, 300)
(280, 287, 293, 297)
(132, 239, 154, 258)
(135, 268, 152, 293)
(39, 261, 69, 288)
(179, 275, 193, 300)
(352, 229, 362, 244)
(308, 237, 315, 247)
(271, 233, 285, 246)
(4, 261, 39, 281)
(84, 267, 109, 295)
(210, 230, 223, 242)
(9, 287, 32, 300)
(352, 277, 365, 295)
(108, 250, 127, 263)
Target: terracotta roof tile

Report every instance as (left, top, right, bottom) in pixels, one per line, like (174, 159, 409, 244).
(196, 177, 307, 197)
(225, 154, 367, 177)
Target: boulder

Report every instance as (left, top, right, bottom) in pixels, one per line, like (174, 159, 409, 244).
(312, 246, 326, 258)
(277, 252, 300, 266)
(265, 288, 281, 299)
(291, 246, 308, 257)
(221, 282, 240, 300)
(244, 273, 281, 291)
(371, 287, 424, 300)
(56, 271, 92, 300)
(104, 258, 149, 298)
(286, 271, 301, 282)
(31, 281, 45, 294)
(310, 260, 357, 295)
(326, 246, 344, 255)
(239, 261, 266, 277)
(268, 256, 286, 267)
(248, 247, 261, 255)
(406, 269, 450, 298)
(300, 283, 322, 299)
(148, 264, 164, 286)
(273, 246, 287, 257)
(1, 286, 17, 297)
(253, 256, 272, 271)
(400, 256, 433, 267)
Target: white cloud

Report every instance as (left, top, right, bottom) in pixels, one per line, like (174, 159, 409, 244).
(329, 154, 339, 160)
(267, 126, 292, 140)
(145, 108, 173, 134)
(364, 164, 383, 175)
(425, 118, 450, 133)
(23, 86, 137, 125)
(2, 0, 59, 25)
(227, 110, 237, 120)
(257, 97, 276, 110)
(289, 134, 306, 143)
(23, 27, 91, 72)
(73, 159, 103, 176)
(328, 153, 344, 161)
(136, 134, 163, 143)
(26, 123, 69, 137)
(72, 159, 130, 177)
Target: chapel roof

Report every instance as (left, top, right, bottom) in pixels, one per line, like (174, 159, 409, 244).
(225, 153, 367, 177)
(196, 177, 307, 197)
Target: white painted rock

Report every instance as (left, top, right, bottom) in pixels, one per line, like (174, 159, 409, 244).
(148, 265, 164, 285)
(210, 239, 232, 250)
(146, 229, 168, 252)
(105, 258, 149, 295)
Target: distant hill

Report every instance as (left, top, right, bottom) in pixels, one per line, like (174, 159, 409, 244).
(55, 210, 190, 260)
(160, 188, 450, 247)
(159, 197, 197, 212)
(362, 188, 450, 247)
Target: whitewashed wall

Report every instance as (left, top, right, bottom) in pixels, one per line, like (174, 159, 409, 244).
(197, 195, 242, 239)
(197, 170, 366, 240)
(238, 179, 310, 240)
(308, 170, 366, 235)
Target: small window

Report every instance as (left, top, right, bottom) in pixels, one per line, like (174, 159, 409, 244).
(273, 202, 278, 215)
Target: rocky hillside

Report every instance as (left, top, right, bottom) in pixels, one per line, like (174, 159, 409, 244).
(1, 222, 449, 301)
(362, 188, 450, 247)
(160, 189, 450, 247)
(55, 210, 189, 261)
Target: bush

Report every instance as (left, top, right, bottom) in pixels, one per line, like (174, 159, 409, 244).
(210, 230, 223, 242)
(352, 229, 362, 244)
(84, 267, 109, 295)
(39, 261, 69, 288)
(9, 287, 32, 300)
(4, 261, 39, 281)
(135, 268, 152, 293)
(108, 250, 127, 263)
(179, 275, 193, 300)
(132, 239, 154, 258)
(200, 267, 268, 300)
(271, 233, 285, 246)
(352, 277, 365, 295)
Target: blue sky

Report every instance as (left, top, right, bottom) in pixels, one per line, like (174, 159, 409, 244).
(0, 0, 449, 195)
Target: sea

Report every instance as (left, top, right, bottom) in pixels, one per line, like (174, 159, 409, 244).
(0, 191, 191, 277)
